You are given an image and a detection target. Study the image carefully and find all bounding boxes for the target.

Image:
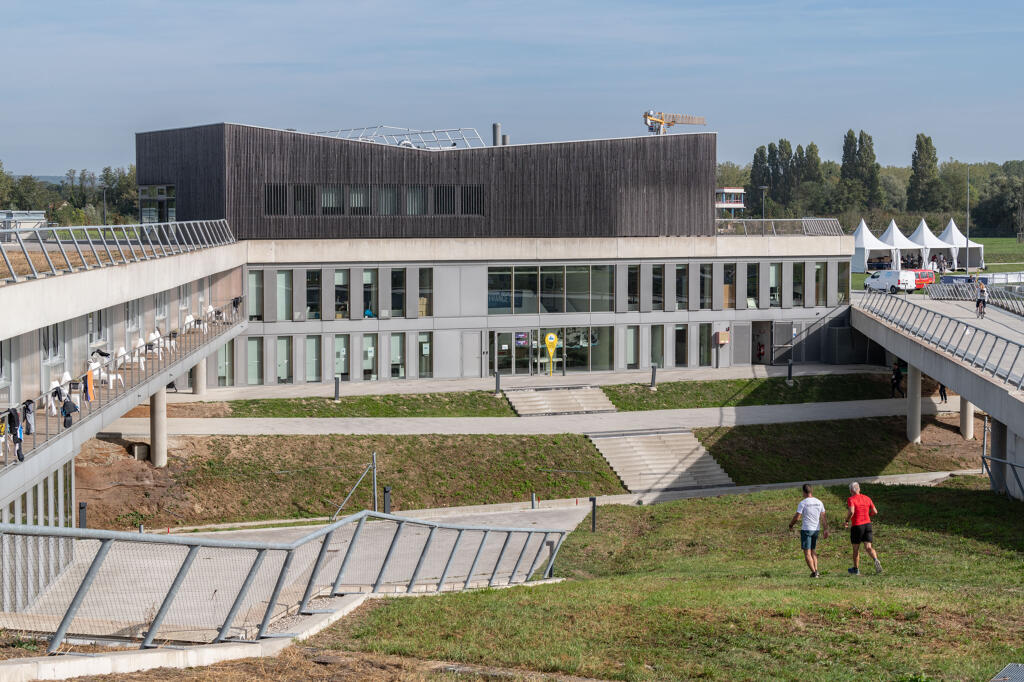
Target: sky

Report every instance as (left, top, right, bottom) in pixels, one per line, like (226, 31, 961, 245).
(1, 0, 1022, 174)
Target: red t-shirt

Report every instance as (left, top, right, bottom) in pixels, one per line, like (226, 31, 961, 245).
(847, 494, 874, 526)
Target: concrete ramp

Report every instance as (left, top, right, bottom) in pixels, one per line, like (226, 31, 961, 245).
(589, 429, 734, 493)
(504, 386, 616, 416)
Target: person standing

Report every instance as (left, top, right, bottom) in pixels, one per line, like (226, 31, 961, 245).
(938, 383, 948, 404)
(789, 484, 828, 578)
(890, 362, 904, 398)
(844, 482, 882, 575)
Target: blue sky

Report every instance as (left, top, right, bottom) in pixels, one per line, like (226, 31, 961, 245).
(2, 0, 1021, 174)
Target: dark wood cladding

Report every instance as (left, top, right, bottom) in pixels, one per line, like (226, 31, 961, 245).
(137, 123, 715, 240)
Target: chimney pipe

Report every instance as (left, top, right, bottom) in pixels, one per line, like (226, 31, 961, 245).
(492, 123, 501, 147)
(501, 134, 510, 146)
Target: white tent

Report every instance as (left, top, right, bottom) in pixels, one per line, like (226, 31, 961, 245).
(879, 219, 924, 266)
(938, 219, 985, 269)
(852, 219, 896, 273)
(908, 219, 957, 270)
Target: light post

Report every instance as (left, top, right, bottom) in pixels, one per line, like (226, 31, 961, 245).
(101, 183, 108, 226)
(759, 185, 768, 221)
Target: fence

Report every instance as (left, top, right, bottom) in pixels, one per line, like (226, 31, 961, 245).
(927, 282, 1024, 317)
(1, 297, 245, 472)
(0, 510, 567, 653)
(715, 218, 844, 237)
(0, 220, 235, 285)
(854, 291, 1024, 389)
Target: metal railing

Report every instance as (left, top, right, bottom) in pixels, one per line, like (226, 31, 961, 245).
(0, 509, 567, 652)
(854, 291, 1024, 389)
(2, 297, 245, 472)
(715, 218, 844, 237)
(981, 455, 1024, 500)
(0, 220, 235, 285)
(927, 282, 1024, 317)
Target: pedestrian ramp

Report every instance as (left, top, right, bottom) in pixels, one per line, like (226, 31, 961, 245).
(588, 429, 734, 493)
(503, 386, 617, 416)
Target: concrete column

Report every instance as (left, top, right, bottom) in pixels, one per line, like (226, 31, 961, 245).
(960, 399, 975, 440)
(192, 356, 207, 396)
(990, 420, 1007, 494)
(1010, 431, 1024, 501)
(150, 387, 167, 468)
(906, 364, 921, 443)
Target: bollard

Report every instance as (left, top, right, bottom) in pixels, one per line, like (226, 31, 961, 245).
(650, 364, 657, 392)
(334, 374, 341, 402)
(139, 524, 144, 534)
(372, 452, 378, 513)
(78, 502, 87, 529)
(589, 496, 597, 532)
(494, 371, 501, 396)
(383, 486, 392, 514)
(531, 492, 537, 509)
(786, 358, 794, 385)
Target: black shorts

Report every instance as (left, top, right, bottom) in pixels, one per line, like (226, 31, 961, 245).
(850, 523, 873, 545)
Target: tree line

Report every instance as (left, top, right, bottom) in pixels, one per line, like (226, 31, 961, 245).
(0, 161, 138, 225)
(718, 131, 1024, 236)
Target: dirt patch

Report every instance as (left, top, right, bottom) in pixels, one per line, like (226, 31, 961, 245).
(123, 402, 232, 418)
(0, 630, 127, 661)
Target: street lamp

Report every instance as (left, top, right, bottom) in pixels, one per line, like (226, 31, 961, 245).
(759, 186, 768, 221)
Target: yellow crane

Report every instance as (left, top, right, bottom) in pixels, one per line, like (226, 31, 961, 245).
(643, 110, 706, 135)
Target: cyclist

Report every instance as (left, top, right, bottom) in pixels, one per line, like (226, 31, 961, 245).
(976, 282, 989, 318)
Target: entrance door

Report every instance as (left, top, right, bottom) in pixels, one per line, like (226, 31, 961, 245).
(461, 331, 481, 377)
(490, 330, 535, 375)
(514, 331, 533, 375)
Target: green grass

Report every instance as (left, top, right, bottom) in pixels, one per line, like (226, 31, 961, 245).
(982, 262, 1024, 273)
(226, 391, 515, 418)
(976, 237, 1024, 263)
(322, 481, 1024, 680)
(602, 373, 890, 411)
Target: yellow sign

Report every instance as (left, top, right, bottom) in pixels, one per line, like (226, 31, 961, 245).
(545, 333, 558, 376)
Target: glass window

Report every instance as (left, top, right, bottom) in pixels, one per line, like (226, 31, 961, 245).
(747, 264, 759, 308)
(334, 270, 349, 319)
(362, 269, 378, 318)
(674, 324, 688, 367)
(378, 185, 399, 215)
(514, 267, 539, 314)
(0, 338, 12, 404)
(418, 332, 433, 378)
(363, 333, 378, 380)
(87, 309, 107, 346)
(276, 336, 292, 384)
(247, 270, 263, 321)
(625, 325, 639, 369)
(293, 184, 315, 215)
(155, 291, 168, 324)
(247, 337, 263, 385)
(652, 265, 664, 310)
(675, 264, 688, 309)
(838, 262, 850, 304)
(320, 185, 344, 215)
(627, 265, 639, 311)
(178, 282, 192, 330)
(565, 327, 590, 372)
(591, 266, 614, 312)
(565, 266, 589, 313)
(488, 267, 512, 315)
(349, 185, 370, 215)
(406, 186, 427, 215)
(124, 299, 141, 345)
(306, 270, 321, 320)
(306, 336, 321, 382)
(699, 323, 712, 367)
(418, 269, 433, 317)
(540, 266, 564, 314)
(390, 333, 406, 378)
(334, 334, 350, 381)
(815, 262, 827, 306)
(276, 270, 293, 320)
(769, 262, 782, 308)
(460, 185, 484, 215)
(217, 340, 234, 387)
(723, 263, 736, 310)
(390, 269, 406, 317)
(699, 264, 712, 309)
(651, 325, 664, 368)
(793, 263, 805, 306)
(434, 185, 456, 215)
(265, 184, 287, 215)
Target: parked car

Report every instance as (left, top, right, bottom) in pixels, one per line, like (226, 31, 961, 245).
(910, 269, 936, 288)
(864, 270, 916, 294)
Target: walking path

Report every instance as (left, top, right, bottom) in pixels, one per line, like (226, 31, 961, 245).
(108, 395, 961, 437)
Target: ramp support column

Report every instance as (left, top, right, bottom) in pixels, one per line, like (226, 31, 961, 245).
(989, 420, 1007, 494)
(150, 386, 167, 468)
(960, 398, 975, 440)
(192, 356, 207, 396)
(906, 364, 921, 444)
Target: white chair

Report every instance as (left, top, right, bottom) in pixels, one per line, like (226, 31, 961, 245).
(115, 346, 128, 369)
(89, 360, 123, 389)
(46, 380, 63, 416)
(154, 326, 176, 352)
(131, 337, 146, 372)
(147, 331, 164, 361)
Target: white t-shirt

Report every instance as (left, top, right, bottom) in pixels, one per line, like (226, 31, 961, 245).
(796, 497, 826, 531)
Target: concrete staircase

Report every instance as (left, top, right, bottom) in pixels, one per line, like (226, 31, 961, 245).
(588, 429, 734, 493)
(503, 386, 617, 416)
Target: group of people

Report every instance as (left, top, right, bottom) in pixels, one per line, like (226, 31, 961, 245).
(788, 482, 883, 578)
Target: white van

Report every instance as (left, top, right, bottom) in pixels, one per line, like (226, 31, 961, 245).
(864, 270, 916, 294)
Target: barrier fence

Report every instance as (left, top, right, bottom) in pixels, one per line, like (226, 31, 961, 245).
(715, 218, 844, 237)
(0, 510, 567, 653)
(927, 282, 1024, 317)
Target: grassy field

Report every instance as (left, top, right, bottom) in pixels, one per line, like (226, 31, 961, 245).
(977, 237, 1024, 263)
(226, 392, 515, 418)
(602, 372, 914, 412)
(323, 479, 1024, 681)
(696, 415, 982, 486)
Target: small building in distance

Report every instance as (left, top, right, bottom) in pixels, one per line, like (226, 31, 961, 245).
(715, 187, 745, 218)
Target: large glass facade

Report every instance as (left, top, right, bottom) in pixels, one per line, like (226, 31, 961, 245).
(217, 340, 234, 386)
(723, 263, 736, 309)
(306, 335, 321, 382)
(565, 327, 589, 372)
(591, 266, 614, 312)
(276, 270, 292, 321)
(418, 268, 433, 316)
(625, 325, 639, 369)
(247, 338, 262, 385)
(363, 269, 378, 318)
(418, 332, 433, 378)
(651, 325, 664, 368)
(540, 267, 564, 313)
(566, 266, 589, 312)
(675, 264, 688, 309)
(769, 263, 782, 307)
(334, 270, 349, 319)
(627, 265, 639, 311)
(362, 333, 378, 380)
(276, 336, 292, 384)
(793, 262, 805, 306)
(247, 271, 263, 321)
(488, 267, 512, 314)
(652, 265, 664, 310)
(591, 326, 614, 371)
(815, 262, 827, 306)
(390, 269, 406, 317)
(699, 264, 712, 309)
(746, 264, 759, 308)
(305, 270, 321, 320)
(698, 323, 712, 367)
(514, 267, 539, 314)
(838, 262, 850, 304)
(334, 334, 350, 381)
(674, 324, 688, 367)
(390, 333, 406, 378)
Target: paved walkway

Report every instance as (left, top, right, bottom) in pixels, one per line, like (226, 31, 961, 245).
(168, 363, 885, 403)
(108, 396, 960, 437)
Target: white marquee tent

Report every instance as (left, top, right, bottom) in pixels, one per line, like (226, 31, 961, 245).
(879, 220, 924, 266)
(852, 219, 896, 273)
(938, 219, 985, 269)
(908, 219, 957, 269)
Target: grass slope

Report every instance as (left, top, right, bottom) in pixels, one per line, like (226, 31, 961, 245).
(977, 237, 1024, 263)
(325, 480, 1024, 681)
(227, 392, 515, 418)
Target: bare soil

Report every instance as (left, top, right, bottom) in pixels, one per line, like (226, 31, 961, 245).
(123, 402, 232, 418)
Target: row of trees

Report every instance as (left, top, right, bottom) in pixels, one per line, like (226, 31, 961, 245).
(0, 161, 138, 225)
(724, 131, 1024, 236)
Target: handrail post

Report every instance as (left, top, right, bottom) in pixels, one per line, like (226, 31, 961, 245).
(298, 531, 334, 614)
(215, 549, 266, 643)
(488, 532, 513, 587)
(47, 539, 113, 654)
(544, 532, 567, 578)
(525, 532, 551, 583)
(463, 530, 491, 590)
(406, 526, 437, 594)
(141, 545, 200, 648)
(373, 522, 405, 593)
(331, 516, 367, 595)
(436, 529, 464, 593)
(508, 531, 534, 585)
(257, 549, 294, 639)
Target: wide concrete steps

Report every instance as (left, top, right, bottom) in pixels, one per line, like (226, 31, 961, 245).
(503, 386, 617, 416)
(588, 429, 734, 493)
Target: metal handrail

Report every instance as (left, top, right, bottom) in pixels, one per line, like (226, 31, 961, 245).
(714, 218, 844, 237)
(981, 455, 1024, 500)
(927, 282, 1024, 317)
(0, 220, 235, 285)
(854, 291, 1024, 389)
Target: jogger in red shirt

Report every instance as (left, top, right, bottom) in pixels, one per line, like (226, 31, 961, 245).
(844, 481, 882, 575)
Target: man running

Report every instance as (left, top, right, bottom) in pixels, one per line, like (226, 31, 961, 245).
(844, 482, 882, 575)
(789, 484, 828, 577)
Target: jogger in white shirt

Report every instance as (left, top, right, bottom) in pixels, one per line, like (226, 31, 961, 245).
(788, 484, 829, 578)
